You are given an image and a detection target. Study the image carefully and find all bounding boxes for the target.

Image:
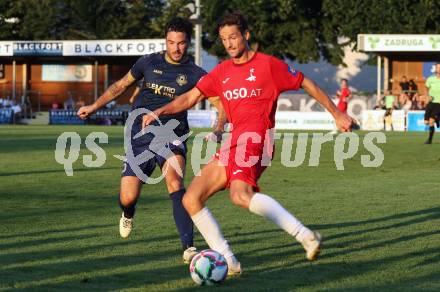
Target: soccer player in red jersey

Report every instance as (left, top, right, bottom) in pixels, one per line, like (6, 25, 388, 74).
(330, 78, 353, 134)
(336, 79, 352, 113)
(142, 12, 355, 274)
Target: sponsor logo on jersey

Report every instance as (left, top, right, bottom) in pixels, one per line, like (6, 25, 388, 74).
(245, 68, 256, 82)
(145, 82, 176, 98)
(176, 74, 188, 86)
(222, 87, 262, 101)
(153, 69, 163, 75)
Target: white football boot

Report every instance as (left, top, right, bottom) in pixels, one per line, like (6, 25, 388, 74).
(301, 231, 322, 261)
(226, 256, 242, 276)
(119, 213, 133, 238)
(183, 247, 198, 264)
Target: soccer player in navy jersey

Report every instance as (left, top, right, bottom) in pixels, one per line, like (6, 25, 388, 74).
(142, 12, 355, 275)
(77, 17, 227, 263)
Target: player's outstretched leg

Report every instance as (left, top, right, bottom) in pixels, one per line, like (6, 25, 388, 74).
(119, 176, 142, 238)
(183, 160, 242, 276)
(230, 180, 322, 261)
(163, 155, 198, 263)
(191, 207, 242, 275)
(170, 189, 197, 263)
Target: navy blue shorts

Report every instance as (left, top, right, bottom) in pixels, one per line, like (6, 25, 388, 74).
(122, 141, 187, 181)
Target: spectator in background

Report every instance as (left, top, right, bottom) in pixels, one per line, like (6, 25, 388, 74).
(10, 100, 22, 114)
(399, 76, 410, 94)
(409, 79, 418, 97)
(51, 101, 61, 109)
(64, 95, 75, 110)
(383, 90, 396, 131)
(420, 94, 429, 109)
(411, 93, 429, 110)
(397, 92, 412, 112)
(76, 97, 85, 109)
(411, 93, 422, 110)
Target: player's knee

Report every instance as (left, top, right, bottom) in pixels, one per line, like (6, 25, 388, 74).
(229, 190, 251, 208)
(182, 192, 198, 212)
(166, 179, 183, 193)
(182, 194, 191, 209)
(119, 192, 137, 207)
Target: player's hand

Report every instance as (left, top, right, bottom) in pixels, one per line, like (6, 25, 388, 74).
(77, 105, 96, 120)
(204, 130, 223, 143)
(334, 111, 357, 132)
(142, 112, 157, 129)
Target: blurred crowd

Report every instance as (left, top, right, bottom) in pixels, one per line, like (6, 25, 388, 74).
(51, 95, 87, 110)
(0, 98, 22, 114)
(374, 75, 430, 112)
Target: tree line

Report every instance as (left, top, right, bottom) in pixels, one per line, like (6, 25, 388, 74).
(1, 0, 439, 64)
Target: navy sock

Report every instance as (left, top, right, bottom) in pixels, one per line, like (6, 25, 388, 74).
(429, 126, 435, 142)
(170, 189, 194, 249)
(119, 195, 136, 219)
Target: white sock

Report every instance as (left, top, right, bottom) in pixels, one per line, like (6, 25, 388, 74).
(249, 193, 313, 242)
(191, 207, 236, 261)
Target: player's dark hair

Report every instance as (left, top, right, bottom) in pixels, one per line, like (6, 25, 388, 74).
(217, 12, 249, 35)
(341, 78, 348, 83)
(165, 17, 193, 41)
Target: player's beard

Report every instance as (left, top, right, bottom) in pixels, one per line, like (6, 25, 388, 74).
(167, 47, 187, 63)
(228, 47, 245, 59)
(170, 51, 183, 62)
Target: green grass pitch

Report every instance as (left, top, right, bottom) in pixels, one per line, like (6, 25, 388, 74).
(0, 125, 439, 291)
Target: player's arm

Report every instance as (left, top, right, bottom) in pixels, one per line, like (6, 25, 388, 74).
(425, 79, 431, 96)
(206, 96, 228, 142)
(129, 86, 140, 104)
(301, 77, 354, 132)
(142, 87, 205, 129)
(77, 72, 137, 119)
(207, 96, 228, 132)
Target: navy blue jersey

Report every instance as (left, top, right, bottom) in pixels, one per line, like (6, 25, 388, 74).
(129, 51, 206, 145)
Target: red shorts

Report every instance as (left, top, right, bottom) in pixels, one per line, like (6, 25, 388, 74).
(213, 141, 272, 192)
(337, 101, 347, 113)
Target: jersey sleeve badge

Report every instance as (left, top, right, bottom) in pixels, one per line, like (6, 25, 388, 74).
(288, 66, 298, 77)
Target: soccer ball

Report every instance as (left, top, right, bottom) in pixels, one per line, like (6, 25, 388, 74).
(189, 249, 228, 285)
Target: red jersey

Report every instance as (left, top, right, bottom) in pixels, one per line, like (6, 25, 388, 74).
(196, 52, 304, 190)
(338, 87, 351, 103)
(196, 52, 304, 136)
(337, 87, 351, 113)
